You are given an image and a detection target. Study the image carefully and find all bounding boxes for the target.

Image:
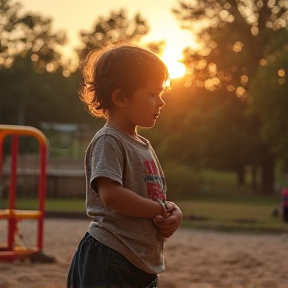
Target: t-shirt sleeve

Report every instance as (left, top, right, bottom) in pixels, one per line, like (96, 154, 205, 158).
(89, 134, 124, 188)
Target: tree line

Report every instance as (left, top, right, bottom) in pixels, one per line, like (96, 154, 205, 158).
(1, 0, 288, 194)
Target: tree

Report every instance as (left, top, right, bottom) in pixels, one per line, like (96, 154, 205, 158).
(172, 0, 288, 193)
(76, 9, 149, 64)
(0, 0, 67, 125)
(249, 49, 288, 169)
(173, 0, 288, 94)
(0, 0, 66, 71)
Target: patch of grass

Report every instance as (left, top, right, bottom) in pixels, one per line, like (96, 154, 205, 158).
(0, 198, 85, 212)
(177, 200, 288, 233)
(1, 197, 287, 233)
(178, 200, 274, 220)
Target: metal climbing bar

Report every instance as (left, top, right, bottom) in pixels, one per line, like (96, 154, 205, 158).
(0, 125, 49, 261)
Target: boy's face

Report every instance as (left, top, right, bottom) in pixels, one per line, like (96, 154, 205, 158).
(123, 76, 166, 129)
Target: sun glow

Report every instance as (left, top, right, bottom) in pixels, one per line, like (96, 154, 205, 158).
(160, 47, 186, 79)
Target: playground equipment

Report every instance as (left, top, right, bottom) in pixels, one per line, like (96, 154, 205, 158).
(0, 125, 48, 261)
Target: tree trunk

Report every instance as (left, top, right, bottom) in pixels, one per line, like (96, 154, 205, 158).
(260, 153, 275, 194)
(250, 164, 258, 191)
(236, 165, 245, 186)
(18, 103, 25, 125)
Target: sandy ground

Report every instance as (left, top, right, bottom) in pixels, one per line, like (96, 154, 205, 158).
(0, 218, 288, 288)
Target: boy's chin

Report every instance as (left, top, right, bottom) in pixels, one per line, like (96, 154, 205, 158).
(138, 123, 155, 130)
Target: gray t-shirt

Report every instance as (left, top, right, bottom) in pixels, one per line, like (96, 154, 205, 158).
(85, 126, 167, 274)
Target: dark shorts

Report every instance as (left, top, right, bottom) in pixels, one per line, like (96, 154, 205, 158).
(67, 232, 158, 288)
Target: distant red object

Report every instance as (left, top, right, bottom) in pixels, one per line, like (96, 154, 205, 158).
(0, 125, 48, 261)
(281, 187, 288, 223)
(282, 187, 288, 207)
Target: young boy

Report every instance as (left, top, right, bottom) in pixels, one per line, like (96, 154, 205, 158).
(67, 45, 182, 288)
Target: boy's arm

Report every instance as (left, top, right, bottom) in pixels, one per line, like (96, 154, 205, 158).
(153, 202, 183, 238)
(94, 176, 169, 219)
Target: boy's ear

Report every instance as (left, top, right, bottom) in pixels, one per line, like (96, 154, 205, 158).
(111, 89, 125, 108)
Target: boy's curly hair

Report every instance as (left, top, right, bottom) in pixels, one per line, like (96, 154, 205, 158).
(79, 45, 170, 119)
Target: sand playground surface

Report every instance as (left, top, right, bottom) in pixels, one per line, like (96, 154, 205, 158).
(0, 218, 288, 288)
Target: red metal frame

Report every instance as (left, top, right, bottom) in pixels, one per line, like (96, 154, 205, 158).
(0, 125, 48, 261)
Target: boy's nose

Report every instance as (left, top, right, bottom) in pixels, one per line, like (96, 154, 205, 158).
(158, 97, 165, 108)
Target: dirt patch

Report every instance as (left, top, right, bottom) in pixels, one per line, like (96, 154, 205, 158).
(0, 218, 288, 288)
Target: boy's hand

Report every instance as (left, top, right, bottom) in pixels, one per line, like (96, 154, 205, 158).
(153, 202, 183, 238)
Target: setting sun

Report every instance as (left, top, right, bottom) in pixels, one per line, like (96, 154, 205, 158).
(160, 47, 186, 79)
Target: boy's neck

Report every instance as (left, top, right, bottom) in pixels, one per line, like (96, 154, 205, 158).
(106, 117, 147, 145)
(106, 118, 137, 138)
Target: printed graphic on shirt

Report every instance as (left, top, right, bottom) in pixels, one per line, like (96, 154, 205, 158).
(144, 159, 166, 202)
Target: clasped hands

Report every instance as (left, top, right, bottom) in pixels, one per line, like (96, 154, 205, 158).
(153, 201, 183, 239)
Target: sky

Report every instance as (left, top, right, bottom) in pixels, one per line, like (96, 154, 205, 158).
(16, 0, 197, 78)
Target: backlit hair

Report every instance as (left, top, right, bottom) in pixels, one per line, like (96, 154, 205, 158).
(79, 45, 170, 119)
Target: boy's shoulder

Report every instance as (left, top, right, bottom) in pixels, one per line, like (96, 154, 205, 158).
(94, 126, 126, 140)
(87, 127, 126, 155)
(89, 126, 122, 146)
(94, 126, 150, 146)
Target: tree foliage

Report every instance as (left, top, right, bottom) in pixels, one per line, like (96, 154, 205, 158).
(173, 0, 288, 96)
(249, 50, 288, 162)
(171, 0, 288, 193)
(0, 0, 70, 126)
(0, 0, 66, 72)
(76, 9, 149, 64)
